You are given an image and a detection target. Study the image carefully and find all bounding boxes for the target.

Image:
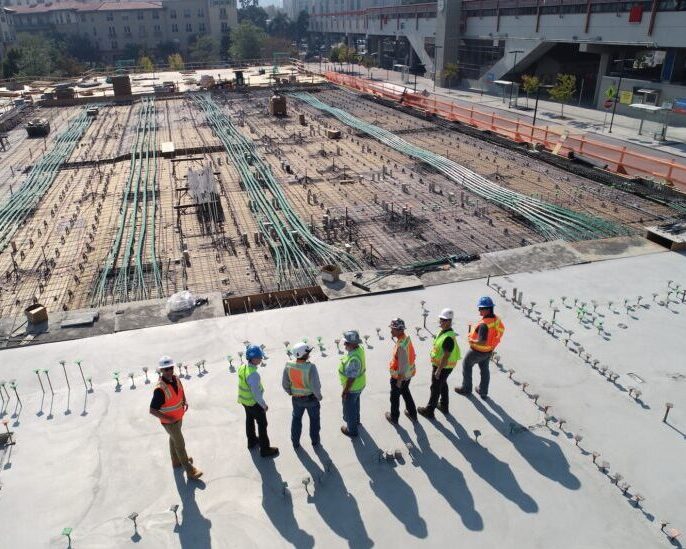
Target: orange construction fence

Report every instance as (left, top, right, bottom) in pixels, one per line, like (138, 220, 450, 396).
(324, 72, 686, 191)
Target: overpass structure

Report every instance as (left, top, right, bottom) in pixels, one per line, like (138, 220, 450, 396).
(308, 0, 686, 121)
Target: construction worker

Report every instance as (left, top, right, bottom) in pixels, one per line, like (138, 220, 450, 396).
(386, 318, 417, 423)
(149, 356, 203, 480)
(282, 341, 323, 449)
(418, 308, 461, 419)
(237, 345, 279, 458)
(339, 330, 366, 437)
(455, 296, 505, 399)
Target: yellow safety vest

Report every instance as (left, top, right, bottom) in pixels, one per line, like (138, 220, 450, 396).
(338, 346, 366, 392)
(430, 329, 461, 369)
(237, 364, 262, 406)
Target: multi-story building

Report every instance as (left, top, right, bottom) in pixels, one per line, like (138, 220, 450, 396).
(309, 0, 686, 122)
(4, 0, 237, 62)
(0, 7, 15, 57)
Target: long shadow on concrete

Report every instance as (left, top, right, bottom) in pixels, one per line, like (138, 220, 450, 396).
(430, 414, 538, 513)
(394, 422, 483, 531)
(472, 398, 581, 490)
(173, 471, 212, 548)
(296, 446, 374, 548)
(251, 452, 315, 548)
(352, 428, 428, 538)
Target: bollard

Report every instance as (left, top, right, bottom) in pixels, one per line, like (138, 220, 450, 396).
(508, 369, 515, 379)
(128, 373, 135, 389)
(612, 473, 623, 485)
(632, 494, 645, 507)
(600, 460, 610, 473)
(43, 370, 55, 395)
(238, 352, 244, 364)
(227, 355, 235, 372)
(201, 360, 208, 374)
(334, 339, 341, 353)
(473, 430, 482, 445)
(61, 527, 73, 547)
(142, 366, 150, 384)
(60, 361, 71, 392)
(592, 451, 600, 464)
(169, 504, 180, 525)
(619, 481, 631, 495)
(663, 402, 674, 422)
(376, 328, 382, 339)
(302, 476, 312, 495)
(10, 381, 21, 408)
(75, 360, 87, 390)
(34, 369, 45, 394)
(86, 377, 93, 392)
(113, 371, 121, 389)
(573, 434, 583, 446)
(128, 512, 139, 535)
(195, 362, 202, 376)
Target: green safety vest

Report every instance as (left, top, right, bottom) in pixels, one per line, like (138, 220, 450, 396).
(286, 361, 313, 397)
(430, 329, 461, 369)
(338, 346, 366, 392)
(237, 363, 263, 406)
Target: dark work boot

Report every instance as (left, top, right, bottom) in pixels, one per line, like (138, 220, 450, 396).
(417, 406, 435, 419)
(454, 386, 472, 396)
(260, 447, 279, 458)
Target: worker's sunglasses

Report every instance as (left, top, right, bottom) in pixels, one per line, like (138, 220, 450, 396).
(160, 366, 174, 371)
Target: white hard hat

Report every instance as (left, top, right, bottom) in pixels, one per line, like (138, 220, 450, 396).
(158, 356, 176, 369)
(293, 341, 313, 359)
(438, 308, 454, 320)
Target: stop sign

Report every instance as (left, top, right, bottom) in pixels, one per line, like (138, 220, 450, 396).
(604, 99, 614, 109)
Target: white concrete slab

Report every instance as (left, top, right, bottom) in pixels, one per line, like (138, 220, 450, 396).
(0, 252, 684, 548)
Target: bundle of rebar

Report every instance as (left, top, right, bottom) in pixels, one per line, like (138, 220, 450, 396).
(192, 93, 360, 288)
(91, 97, 162, 305)
(0, 108, 92, 253)
(291, 92, 632, 242)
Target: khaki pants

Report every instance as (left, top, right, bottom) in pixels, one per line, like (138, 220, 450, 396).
(162, 420, 190, 469)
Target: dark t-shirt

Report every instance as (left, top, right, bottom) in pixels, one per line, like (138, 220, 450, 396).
(475, 313, 496, 343)
(440, 329, 455, 352)
(150, 377, 179, 410)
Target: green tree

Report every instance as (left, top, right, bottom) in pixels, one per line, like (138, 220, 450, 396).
(189, 35, 220, 65)
(16, 34, 54, 77)
(360, 55, 376, 78)
(167, 53, 185, 70)
(138, 55, 154, 72)
(238, 5, 268, 30)
(268, 12, 291, 38)
(548, 73, 576, 118)
(221, 30, 232, 60)
(2, 48, 22, 78)
(294, 10, 309, 42)
(230, 21, 266, 60)
(520, 74, 540, 109)
(443, 62, 459, 90)
(157, 41, 180, 59)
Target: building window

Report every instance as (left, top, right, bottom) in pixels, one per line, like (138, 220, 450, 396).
(108, 26, 116, 36)
(154, 24, 161, 33)
(106, 12, 113, 21)
(123, 25, 131, 35)
(137, 12, 144, 20)
(152, 11, 159, 19)
(170, 9, 176, 19)
(221, 21, 228, 32)
(219, 7, 227, 19)
(111, 40, 118, 49)
(186, 22, 192, 31)
(183, 8, 190, 18)
(172, 23, 178, 32)
(197, 8, 204, 17)
(199, 22, 206, 32)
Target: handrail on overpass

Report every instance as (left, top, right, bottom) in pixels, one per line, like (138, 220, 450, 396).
(322, 71, 686, 190)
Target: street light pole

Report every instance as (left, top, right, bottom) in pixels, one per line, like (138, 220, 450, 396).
(532, 85, 542, 127)
(608, 58, 629, 134)
(508, 50, 524, 109)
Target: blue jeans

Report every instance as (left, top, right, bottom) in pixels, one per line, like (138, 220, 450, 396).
(291, 395, 321, 446)
(342, 391, 361, 436)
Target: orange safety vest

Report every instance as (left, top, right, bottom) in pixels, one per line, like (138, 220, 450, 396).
(390, 335, 416, 379)
(286, 361, 313, 397)
(157, 376, 186, 424)
(469, 315, 505, 353)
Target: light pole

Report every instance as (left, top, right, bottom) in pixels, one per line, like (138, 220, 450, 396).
(608, 58, 631, 134)
(507, 50, 524, 109)
(433, 44, 443, 92)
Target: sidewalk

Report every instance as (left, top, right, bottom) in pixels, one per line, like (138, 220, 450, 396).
(308, 61, 686, 163)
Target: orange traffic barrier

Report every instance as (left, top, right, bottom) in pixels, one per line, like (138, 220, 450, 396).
(324, 72, 686, 190)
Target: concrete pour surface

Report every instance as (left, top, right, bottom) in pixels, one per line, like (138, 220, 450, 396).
(0, 251, 684, 548)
